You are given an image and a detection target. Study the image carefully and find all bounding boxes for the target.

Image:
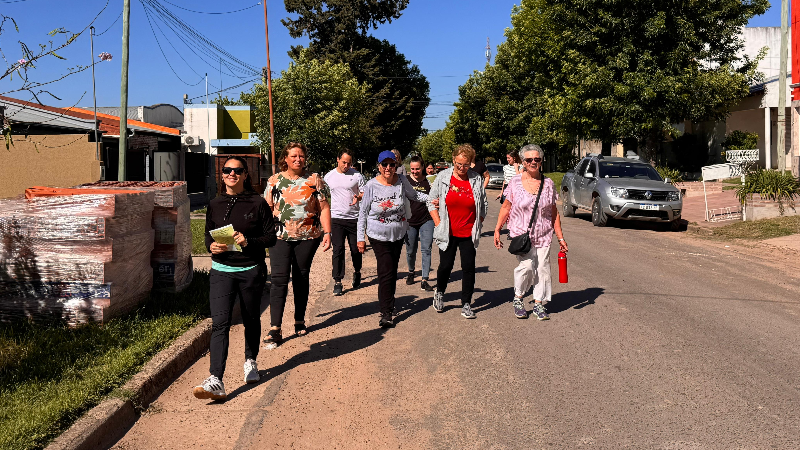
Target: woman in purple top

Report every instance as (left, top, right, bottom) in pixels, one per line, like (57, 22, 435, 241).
(493, 144, 569, 320)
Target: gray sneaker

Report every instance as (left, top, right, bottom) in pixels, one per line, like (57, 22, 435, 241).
(512, 298, 527, 319)
(461, 303, 476, 319)
(533, 302, 550, 320)
(432, 288, 444, 313)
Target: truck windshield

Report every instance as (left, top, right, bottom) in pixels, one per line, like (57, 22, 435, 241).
(599, 162, 662, 181)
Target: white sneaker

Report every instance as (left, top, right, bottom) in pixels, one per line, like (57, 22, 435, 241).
(193, 375, 226, 400)
(244, 359, 260, 384)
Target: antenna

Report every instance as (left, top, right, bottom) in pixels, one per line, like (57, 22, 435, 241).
(486, 37, 491, 64)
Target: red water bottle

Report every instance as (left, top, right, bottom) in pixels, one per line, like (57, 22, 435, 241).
(558, 251, 568, 283)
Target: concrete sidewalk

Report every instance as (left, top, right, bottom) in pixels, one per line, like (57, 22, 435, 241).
(762, 234, 800, 252)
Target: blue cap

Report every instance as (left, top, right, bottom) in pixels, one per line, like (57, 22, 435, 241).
(377, 150, 396, 163)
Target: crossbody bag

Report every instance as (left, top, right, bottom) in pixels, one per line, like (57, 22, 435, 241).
(507, 174, 546, 256)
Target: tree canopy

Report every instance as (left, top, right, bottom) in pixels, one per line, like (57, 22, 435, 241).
(450, 0, 769, 161)
(244, 52, 379, 169)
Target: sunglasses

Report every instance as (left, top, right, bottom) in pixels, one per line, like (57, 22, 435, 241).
(222, 166, 246, 175)
(524, 157, 543, 164)
(380, 161, 397, 168)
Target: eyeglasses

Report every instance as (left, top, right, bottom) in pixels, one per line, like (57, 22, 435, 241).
(222, 166, 246, 175)
(524, 157, 543, 164)
(380, 161, 397, 168)
(454, 162, 470, 169)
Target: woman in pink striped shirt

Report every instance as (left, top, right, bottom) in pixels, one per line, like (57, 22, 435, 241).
(493, 144, 568, 320)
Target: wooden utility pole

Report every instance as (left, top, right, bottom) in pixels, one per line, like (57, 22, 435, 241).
(119, 0, 131, 181)
(90, 26, 100, 165)
(777, 0, 789, 172)
(262, 1, 276, 175)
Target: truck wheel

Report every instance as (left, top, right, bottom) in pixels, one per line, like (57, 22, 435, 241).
(669, 219, 682, 232)
(562, 197, 576, 217)
(591, 197, 608, 227)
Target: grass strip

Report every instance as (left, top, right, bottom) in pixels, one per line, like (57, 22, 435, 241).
(544, 172, 565, 190)
(0, 271, 210, 450)
(701, 215, 800, 241)
(191, 219, 208, 255)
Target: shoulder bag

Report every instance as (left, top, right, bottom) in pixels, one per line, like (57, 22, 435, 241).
(507, 174, 546, 256)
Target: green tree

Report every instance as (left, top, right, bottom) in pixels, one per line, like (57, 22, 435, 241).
(282, 1, 429, 158)
(451, 0, 769, 162)
(416, 125, 456, 164)
(244, 52, 379, 168)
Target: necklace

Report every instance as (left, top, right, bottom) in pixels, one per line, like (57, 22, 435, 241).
(283, 170, 303, 181)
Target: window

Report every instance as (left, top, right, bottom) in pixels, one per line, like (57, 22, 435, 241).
(576, 159, 590, 176)
(586, 160, 598, 177)
(599, 162, 662, 181)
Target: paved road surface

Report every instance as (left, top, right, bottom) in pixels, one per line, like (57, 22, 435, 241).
(114, 196, 800, 449)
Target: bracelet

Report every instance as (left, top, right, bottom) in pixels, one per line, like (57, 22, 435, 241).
(324, 232, 332, 236)
(558, 238, 565, 242)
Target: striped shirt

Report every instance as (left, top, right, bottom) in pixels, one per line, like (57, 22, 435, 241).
(503, 164, 520, 183)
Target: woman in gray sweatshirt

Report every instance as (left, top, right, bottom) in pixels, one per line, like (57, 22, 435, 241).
(357, 150, 429, 328)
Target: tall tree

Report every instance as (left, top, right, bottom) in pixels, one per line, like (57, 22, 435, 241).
(282, 1, 429, 158)
(244, 52, 379, 169)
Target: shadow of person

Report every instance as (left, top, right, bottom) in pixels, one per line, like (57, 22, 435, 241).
(546, 287, 603, 314)
(224, 327, 390, 401)
(471, 286, 516, 313)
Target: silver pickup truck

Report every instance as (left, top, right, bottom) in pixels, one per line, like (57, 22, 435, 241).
(560, 155, 682, 231)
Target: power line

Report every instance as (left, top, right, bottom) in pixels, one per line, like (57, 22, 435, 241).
(187, 77, 259, 101)
(140, 2, 206, 87)
(160, 0, 261, 15)
(95, 10, 122, 36)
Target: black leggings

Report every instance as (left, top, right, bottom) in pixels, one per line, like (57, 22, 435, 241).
(436, 235, 476, 305)
(370, 237, 404, 316)
(269, 237, 321, 328)
(209, 266, 266, 380)
(331, 218, 362, 281)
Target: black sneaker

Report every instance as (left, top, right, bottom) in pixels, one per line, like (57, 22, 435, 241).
(420, 279, 434, 292)
(352, 272, 361, 289)
(333, 281, 343, 296)
(406, 274, 415, 285)
(379, 314, 394, 328)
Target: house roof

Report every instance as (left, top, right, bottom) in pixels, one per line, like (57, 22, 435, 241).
(0, 95, 180, 136)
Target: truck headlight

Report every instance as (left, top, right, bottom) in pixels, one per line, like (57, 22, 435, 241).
(610, 187, 629, 199)
(667, 191, 680, 201)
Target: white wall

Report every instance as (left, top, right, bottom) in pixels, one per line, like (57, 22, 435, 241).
(183, 105, 220, 155)
(741, 27, 793, 108)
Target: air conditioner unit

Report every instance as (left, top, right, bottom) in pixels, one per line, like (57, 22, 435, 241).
(182, 135, 201, 146)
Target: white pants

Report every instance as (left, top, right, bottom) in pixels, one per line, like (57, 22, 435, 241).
(513, 245, 552, 304)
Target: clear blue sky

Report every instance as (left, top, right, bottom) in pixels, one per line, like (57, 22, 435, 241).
(0, 0, 786, 132)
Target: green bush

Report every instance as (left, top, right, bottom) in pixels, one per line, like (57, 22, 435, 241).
(655, 166, 684, 183)
(723, 130, 759, 150)
(735, 169, 799, 214)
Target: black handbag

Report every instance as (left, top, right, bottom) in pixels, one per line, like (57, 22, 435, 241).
(507, 174, 546, 256)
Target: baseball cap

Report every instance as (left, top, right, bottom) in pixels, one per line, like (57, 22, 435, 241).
(377, 150, 396, 163)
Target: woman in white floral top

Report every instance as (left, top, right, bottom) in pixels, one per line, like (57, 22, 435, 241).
(264, 142, 332, 348)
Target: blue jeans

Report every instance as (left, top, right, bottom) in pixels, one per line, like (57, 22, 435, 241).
(405, 219, 434, 279)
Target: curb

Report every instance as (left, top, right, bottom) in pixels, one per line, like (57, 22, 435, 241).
(46, 318, 213, 450)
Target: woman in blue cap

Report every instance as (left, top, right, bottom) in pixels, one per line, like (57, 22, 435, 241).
(357, 150, 429, 328)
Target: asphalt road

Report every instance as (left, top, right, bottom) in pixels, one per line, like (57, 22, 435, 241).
(114, 195, 800, 450)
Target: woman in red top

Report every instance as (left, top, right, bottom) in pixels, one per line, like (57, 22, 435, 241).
(428, 144, 488, 319)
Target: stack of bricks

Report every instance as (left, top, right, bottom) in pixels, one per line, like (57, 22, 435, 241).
(0, 190, 156, 325)
(77, 181, 193, 292)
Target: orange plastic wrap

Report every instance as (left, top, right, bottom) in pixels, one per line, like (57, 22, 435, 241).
(76, 181, 193, 292)
(0, 191, 156, 325)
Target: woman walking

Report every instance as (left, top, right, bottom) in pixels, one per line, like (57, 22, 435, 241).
(357, 150, 429, 328)
(194, 156, 276, 401)
(324, 149, 365, 296)
(493, 144, 568, 320)
(496, 150, 522, 203)
(264, 142, 332, 349)
(428, 144, 488, 319)
(405, 155, 435, 292)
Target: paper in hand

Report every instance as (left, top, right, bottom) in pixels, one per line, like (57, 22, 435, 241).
(209, 224, 242, 252)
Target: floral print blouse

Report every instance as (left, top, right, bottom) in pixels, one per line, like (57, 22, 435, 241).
(265, 172, 330, 241)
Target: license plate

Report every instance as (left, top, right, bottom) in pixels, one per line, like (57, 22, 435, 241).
(639, 204, 659, 211)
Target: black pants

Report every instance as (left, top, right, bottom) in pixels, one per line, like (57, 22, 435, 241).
(209, 266, 265, 380)
(331, 218, 362, 281)
(370, 237, 404, 316)
(269, 237, 321, 327)
(436, 235, 476, 305)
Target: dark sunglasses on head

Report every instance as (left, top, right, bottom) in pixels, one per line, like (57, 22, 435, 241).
(222, 166, 246, 175)
(524, 157, 543, 164)
(380, 161, 397, 168)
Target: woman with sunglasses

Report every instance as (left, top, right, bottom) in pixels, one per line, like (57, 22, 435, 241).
(428, 144, 488, 319)
(493, 144, 568, 320)
(194, 156, 277, 401)
(264, 142, 332, 348)
(357, 150, 429, 328)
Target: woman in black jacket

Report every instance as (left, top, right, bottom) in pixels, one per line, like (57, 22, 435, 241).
(193, 156, 276, 401)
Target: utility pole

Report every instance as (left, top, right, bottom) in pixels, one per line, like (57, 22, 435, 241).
(486, 37, 491, 65)
(90, 26, 100, 166)
(262, 1, 277, 175)
(777, 0, 789, 172)
(119, 0, 131, 181)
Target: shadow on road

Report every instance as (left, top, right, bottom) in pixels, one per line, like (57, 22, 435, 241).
(570, 212, 687, 232)
(547, 287, 604, 313)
